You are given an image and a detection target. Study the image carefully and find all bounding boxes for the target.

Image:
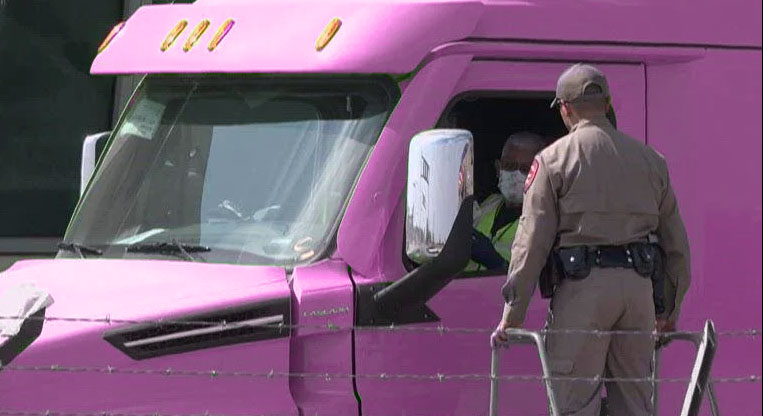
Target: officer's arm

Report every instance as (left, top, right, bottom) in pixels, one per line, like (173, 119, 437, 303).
(657, 173, 691, 323)
(500, 157, 559, 325)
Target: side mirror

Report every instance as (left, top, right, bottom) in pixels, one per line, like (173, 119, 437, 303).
(80, 131, 110, 196)
(405, 129, 474, 263)
(373, 129, 474, 317)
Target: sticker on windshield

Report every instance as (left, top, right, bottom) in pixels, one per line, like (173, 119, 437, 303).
(121, 99, 166, 140)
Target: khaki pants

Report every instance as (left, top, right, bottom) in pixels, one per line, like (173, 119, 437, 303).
(546, 268, 655, 416)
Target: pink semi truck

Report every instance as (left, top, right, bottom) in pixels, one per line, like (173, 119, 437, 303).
(0, 0, 760, 414)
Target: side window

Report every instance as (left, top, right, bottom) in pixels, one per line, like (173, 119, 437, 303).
(436, 93, 567, 276)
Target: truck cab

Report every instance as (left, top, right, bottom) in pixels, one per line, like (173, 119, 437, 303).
(1, 0, 760, 415)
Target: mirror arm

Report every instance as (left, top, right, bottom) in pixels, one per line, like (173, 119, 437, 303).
(374, 196, 474, 317)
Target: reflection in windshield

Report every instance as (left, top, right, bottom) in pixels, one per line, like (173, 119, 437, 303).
(64, 76, 397, 266)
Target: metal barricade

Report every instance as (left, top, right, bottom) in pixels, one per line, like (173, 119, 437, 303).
(653, 320, 719, 416)
(489, 328, 560, 416)
(489, 320, 718, 416)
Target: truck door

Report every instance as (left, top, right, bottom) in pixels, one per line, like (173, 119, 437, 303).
(353, 61, 646, 415)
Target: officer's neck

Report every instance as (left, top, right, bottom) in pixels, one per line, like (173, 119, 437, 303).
(570, 113, 610, 131)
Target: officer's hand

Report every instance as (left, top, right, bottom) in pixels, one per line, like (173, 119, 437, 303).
(655, 318, 675, 333)
(655, 318, 676, 349)
(490, 320, 521, 348)
(490, 323, 508, 348)
(471, 229, 508, 270)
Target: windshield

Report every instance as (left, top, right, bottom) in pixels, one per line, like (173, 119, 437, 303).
(63, 76, 397, 266)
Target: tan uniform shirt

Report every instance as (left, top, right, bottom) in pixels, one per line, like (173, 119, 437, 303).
(501, 115, 691, 324)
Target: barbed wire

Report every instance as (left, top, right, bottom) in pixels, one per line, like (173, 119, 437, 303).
(0, 412, 620, 416)
(1, 363, 760, 385)
(0, 411, 568, 416)
(1, 315, 760, 338)
(0, 411, 293, 416)
(0, 412, 532, 416)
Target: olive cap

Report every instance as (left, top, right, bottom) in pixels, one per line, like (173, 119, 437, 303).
(550, 63, 610, 108)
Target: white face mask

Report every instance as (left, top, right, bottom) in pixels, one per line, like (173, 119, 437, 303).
(498, 170, 527, 205)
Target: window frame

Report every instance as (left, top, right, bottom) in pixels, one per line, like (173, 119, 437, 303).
(403, 89, 562, 279)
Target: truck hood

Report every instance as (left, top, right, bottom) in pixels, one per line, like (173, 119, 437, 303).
(0, 259, 289, 340)
(0, 259, 296, 413)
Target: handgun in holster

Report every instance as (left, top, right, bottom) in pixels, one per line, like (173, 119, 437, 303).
(539, 250, 563, 299)
(645, 238, 667, 316)
(626, 240, 667, 316)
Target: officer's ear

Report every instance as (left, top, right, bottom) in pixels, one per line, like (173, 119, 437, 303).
(559, 101, 570, 117)
(494, 159, 501, 175)
(562, 101, 580, 121)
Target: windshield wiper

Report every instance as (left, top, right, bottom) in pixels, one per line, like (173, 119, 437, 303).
(57, 242, 103, 258)
(126, 240, 210, 262)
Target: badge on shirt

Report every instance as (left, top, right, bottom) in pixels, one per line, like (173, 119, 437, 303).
(524, 158, 539, 193)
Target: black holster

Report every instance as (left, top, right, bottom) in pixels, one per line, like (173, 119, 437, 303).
(627, 242, 666, 315)
(647, 244, 667, 316)
(539, 252, 563, 299)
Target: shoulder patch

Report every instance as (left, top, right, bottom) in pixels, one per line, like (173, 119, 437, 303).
(524, 158, 539, 193)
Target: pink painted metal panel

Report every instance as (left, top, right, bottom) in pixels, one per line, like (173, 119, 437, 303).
(90, 0, 482, 75)
(91, 0, 759, 77)
(21, 0, 758, 413)
(350, 49, 762, 414)
(352, 59, 649, 415)
(289, 259, 357, 415)
(0, 259, 288, 324)
(341, 57, 648, 283)
(473, 0, 761, 48)
(336, 54, 473, 277)
(0, 259, 298, 415)
(341, 42, 709, 278)
(645, 49, 762, 415)
(3, 341, 296, 415)
(354, 275, 553, 415)
(428, 41, 705, 68)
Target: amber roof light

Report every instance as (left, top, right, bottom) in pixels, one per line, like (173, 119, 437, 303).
(316, 18, 342, 52)
(208, 19, 235, 51)
(183, 20, 211, 52)
(97, 22, 126, 54)
(161, 20, 189, 52)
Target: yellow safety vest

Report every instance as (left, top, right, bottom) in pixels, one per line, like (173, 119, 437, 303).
(465, 195, 519, 272)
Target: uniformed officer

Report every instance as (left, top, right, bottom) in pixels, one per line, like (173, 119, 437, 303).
(492, 64, 691, 415)
(468, 132, 546, 271)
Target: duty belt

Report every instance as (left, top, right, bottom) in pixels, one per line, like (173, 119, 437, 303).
(547, 242, 665, 313)
(556, 242, 659, 280)
(556, 245, 638, 273)
(587, 245, 636, 269)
